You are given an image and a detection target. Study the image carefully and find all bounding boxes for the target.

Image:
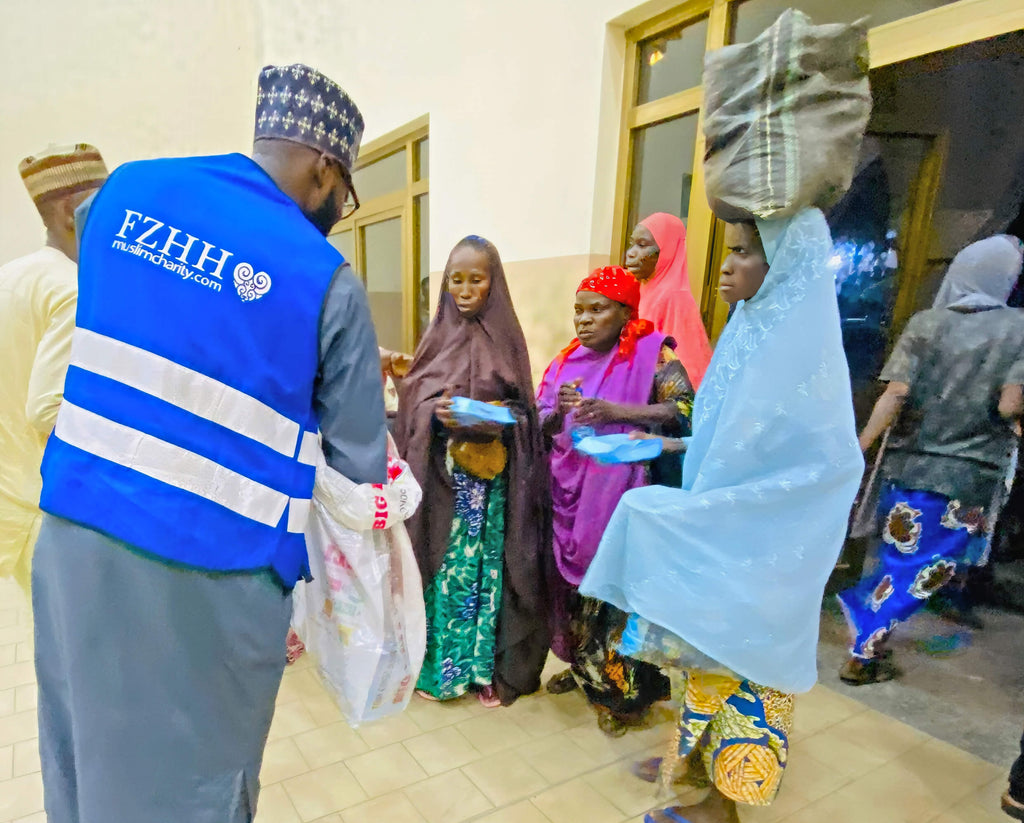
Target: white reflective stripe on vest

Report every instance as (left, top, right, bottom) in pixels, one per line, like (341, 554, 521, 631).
(297, 431, 319, 466)
(55, 401, 289, 528)
(70, 328, 301, 457)
(286, 498, 311, 534)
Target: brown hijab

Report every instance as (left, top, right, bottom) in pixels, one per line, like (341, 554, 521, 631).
(395, 235, 550, 703)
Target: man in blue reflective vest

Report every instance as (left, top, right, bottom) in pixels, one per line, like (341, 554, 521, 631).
(32, 64, 387, 823)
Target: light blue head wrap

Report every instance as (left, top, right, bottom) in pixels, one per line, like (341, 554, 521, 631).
(580, 208, 864, 693)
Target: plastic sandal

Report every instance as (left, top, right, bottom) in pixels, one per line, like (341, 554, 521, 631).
(632, 756, 663, 783)
(285, 629, 306, 666)
(597, 710, 628, 738)
(644, 809, 692, 823)
(839, 651, 899, 685)
(1003, 790, 1024, 820)
(477, 685, 502, 708)
(546, 669, 579, 694)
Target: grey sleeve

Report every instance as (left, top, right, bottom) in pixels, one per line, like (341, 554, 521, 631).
(1002, 317, 1024, 386)
(1006, 360, 1024, 386)
(879, 312, 930, 384)
(315, 263, 388, 484)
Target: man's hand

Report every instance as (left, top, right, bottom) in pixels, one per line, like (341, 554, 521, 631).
(380, 348, 414, 379)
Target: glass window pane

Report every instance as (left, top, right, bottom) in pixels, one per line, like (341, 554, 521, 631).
(415, 194, 430, 341)
(732, 0, 959, 44)
(327, 229, 354, 265)
(351, 149, 407, 202)
(826, 134, 929, 422)
(637, 16, 709, 104)
(415, 138, 429, 181)
(362, 217, 404, 352)
(627, 113, 698, 232)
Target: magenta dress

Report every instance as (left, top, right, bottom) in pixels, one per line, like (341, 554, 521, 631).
(537, 332, 693, 718)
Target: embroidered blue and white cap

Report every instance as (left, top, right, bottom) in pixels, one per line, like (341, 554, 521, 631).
(254, 64, 364, 173)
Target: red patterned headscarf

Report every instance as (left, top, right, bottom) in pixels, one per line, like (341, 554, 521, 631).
(555, 266, 655, 368)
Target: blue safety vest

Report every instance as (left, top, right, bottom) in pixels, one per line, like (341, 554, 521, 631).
(40, 153, 341, 586)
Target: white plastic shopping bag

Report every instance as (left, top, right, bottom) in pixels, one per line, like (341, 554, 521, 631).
(291, 436, 425, 726)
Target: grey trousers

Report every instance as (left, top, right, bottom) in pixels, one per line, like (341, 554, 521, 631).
(33, 514, 291, 823)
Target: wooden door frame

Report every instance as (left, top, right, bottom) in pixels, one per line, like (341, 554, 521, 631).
(328, 115, 429, 353)
(353, 204, 410, 351)
(611, 0, 1024, 338)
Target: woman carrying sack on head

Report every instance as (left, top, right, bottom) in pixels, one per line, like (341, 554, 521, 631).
(583, 213, 863, 823)
(583, 9, 871, 821)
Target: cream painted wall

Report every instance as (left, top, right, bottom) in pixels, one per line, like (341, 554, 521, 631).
(255, 0, 644, 368)
(1, 0, 645, 369)
(0, 0, 258, 262)
(505, 253, 611, 380)
(256, 0, 638, 273)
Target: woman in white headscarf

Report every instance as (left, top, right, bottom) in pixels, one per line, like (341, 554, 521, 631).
(838, 234, 1024, 686)
(581, 208, 864, 823)
(931, 234, 1024, 310)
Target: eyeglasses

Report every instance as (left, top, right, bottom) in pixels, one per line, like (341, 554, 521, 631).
(338, 164, 360, 220)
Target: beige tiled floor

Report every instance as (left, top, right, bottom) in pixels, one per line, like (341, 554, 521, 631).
(0, 578, 1012, 823)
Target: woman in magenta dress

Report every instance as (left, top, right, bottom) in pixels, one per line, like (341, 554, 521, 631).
(538, 265, 694, 735)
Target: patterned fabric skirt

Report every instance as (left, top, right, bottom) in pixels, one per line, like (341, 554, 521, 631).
(417, 469, 506, 700)
(664, 670, 794, 807)
(614, 615, 793, 806)
(838, 483, 984, 660)
(569, 596, 670, 718)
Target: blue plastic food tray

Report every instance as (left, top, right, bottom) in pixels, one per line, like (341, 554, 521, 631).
(573, 433, 663, 464)
(449, 396, 516, 426)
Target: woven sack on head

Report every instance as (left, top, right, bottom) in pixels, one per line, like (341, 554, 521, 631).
(703, 8, 872, 221)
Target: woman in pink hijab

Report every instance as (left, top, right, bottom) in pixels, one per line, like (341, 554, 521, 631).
(624, 213, 712, 387)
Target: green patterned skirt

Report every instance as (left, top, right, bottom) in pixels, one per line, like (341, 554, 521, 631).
(417, 468, 506, 700)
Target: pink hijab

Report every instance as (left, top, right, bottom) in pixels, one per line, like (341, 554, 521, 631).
(638, 213, 712, 387)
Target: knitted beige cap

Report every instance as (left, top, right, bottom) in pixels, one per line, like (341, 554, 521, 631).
(19, 143, 108, 205)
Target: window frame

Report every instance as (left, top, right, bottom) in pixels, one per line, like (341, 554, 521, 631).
(329, 114, 429, 351)
(611, 0, 1024, 341)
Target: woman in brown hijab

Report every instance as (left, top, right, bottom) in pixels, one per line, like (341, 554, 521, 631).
(396, 235, 549, 707)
